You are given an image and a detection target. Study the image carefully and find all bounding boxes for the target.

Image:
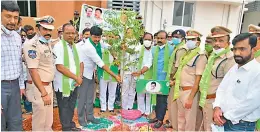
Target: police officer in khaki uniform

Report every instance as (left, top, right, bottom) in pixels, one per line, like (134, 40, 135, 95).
(165, 29, 187, 130)
(199, 26, 236, 131)
(23, 15, 55, 131)
(174, 29, 207, 131)
(248, 24, 260, 62)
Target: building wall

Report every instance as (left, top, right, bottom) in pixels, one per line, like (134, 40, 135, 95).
(241, 11, 260, 33)
(21, 1, 106, 38)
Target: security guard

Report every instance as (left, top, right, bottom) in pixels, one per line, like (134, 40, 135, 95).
(23, 15, 55, 131)
(173, 29, 207, 131)
(199, 26, 235, 131)
(165, 29, 187, 130)
(205, 35, 214, 55)
(248, 24, 260, 62)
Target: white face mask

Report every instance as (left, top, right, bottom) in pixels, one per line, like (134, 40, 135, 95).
(213, 48, 225, 54)
(159, 45, 165, 49)
(143, 40, 152, 48)
(186, 40, 197, 50)
(1, 25, 12, 35)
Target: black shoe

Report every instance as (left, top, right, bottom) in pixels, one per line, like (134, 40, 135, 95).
(87, 118, 100, 124)
(154, 121, 163, 128)
(100, 110, 106, 113)
(109, 110, 114, 113)
(148, 118, 158, 123)
(71, 127, 81, 131)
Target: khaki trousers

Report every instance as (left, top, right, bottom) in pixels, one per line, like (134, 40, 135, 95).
(202, 98, 215, 131)
(177, 90, 198, 131)
(167, 87, 178, 130)
(28, 83, 53, 131)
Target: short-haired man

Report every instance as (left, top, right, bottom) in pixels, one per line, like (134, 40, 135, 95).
(1, 1, 25, 130)
(23, 25, 36, 40)
(79, 6, 94, 35)
(213, 33, 260, 131)
(53, 23, 83, 131)
(77, 26, 121, 126)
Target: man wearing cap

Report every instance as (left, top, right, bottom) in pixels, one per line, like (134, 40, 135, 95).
(23, 15, 55, 131)
(164, 29, 187, 129)
(205, 35, 214, 55)
(167, 32, 173, 45)
(199, 26, 235, 131)
(248, 24, 260, 63)
(70, 11, 80, 31)
(173, 29, 207, 131)
(148, 30, 174, 128)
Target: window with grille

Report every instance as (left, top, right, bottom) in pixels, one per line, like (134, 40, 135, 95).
(17, 0, 37, 17)
(172, 1, 194, 27)
(107, 0, 140, 12)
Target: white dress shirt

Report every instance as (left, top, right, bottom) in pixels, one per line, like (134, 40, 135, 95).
(77, 38, 104, 79)
(139, 45, 153, 79)
(213, 59, 260, 124)
(53, 40, 82, 92)
(122, 44, 142, 75)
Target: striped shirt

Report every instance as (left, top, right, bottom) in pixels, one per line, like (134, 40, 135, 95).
(1, 27, 25, 89)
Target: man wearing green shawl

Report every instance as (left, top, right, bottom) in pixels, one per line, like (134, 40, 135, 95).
(77, 26, 121, 126)
(199, 26, 235, 131)
(248, 24, 260, 130)
(53, 23, 83, 131)
(165, 29, 187, 130)
(148, 30, 174, 128)
(174, 29, 207, 131)
(99, 33, 119, 115)
(132, 32, 153, 116)
(205, 35, 214, 55)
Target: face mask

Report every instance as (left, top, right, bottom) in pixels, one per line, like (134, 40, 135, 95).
(143, 40, 152, 48)
(172, 38, 181, 45)
(168, 40, 173, 45)
(27, 33, 36, 39)
(1, 25, 12, 35)
(16, 27, 22, 33)
(39, 36, 50, 44)
(186, 40, 197, 50)
(213, 48, 225, 54)
(205, 44, 213, 53)
(159, 45, 165, 49)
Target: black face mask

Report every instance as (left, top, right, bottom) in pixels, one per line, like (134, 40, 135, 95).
(27, 33, 36, 39)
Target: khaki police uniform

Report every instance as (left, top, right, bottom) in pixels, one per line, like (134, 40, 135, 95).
(23, 15, 55, 131)
(201, 26, 236, 131)
(177, 30, 207, 131)
(168, 43, 187, 130)
(248, 24, 260, 63)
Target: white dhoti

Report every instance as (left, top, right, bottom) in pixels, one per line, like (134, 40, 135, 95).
(122, 74, 136, 110)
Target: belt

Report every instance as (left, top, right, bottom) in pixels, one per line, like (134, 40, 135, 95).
(27, 80, 50, 86)
(206, 93, 216, 99)
(182, 86, 193, 91)
(1, 79, 18, 83)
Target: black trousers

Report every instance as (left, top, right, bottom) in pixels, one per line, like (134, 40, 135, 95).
(155, 94, 168, 121)
(56, 87, 78, 131)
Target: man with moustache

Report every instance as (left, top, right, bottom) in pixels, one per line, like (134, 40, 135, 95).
(23, 15, 56, 131)
(1, 1, 25, 131)
(213, 33, 260, 131)
(53, 23, 83, 131)
(199, 26, 235, 131)
(148, 30, 174, 128)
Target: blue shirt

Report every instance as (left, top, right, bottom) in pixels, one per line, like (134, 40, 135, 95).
(152, 44, 174, 80)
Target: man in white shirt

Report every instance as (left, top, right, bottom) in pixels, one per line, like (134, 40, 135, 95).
(77, 26, 121, 126)
(213, 33, 260, 131)
(132, 32, 153, 116)
(53, 23, 83, 131)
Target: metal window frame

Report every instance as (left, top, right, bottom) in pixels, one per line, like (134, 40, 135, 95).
(173, 0, 195, 27)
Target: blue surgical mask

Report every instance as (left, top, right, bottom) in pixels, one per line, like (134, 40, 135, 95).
(186, 40, 197, 50)
(172, 38, 181, 45)
(39, 36, 50, 44)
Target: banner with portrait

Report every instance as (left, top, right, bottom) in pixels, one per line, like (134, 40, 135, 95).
(136, 79, 170, 95)
(79, 4, 120, 35)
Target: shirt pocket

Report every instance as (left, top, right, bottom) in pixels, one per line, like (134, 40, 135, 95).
(211, 60, 225, 79)
(232, 79, 248, 100)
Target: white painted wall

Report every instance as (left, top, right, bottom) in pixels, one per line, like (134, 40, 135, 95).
(241, 12, 260, 33)
(140, 0, 243, 42)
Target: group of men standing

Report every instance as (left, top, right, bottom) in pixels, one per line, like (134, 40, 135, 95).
(1, 1, 260, 131)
